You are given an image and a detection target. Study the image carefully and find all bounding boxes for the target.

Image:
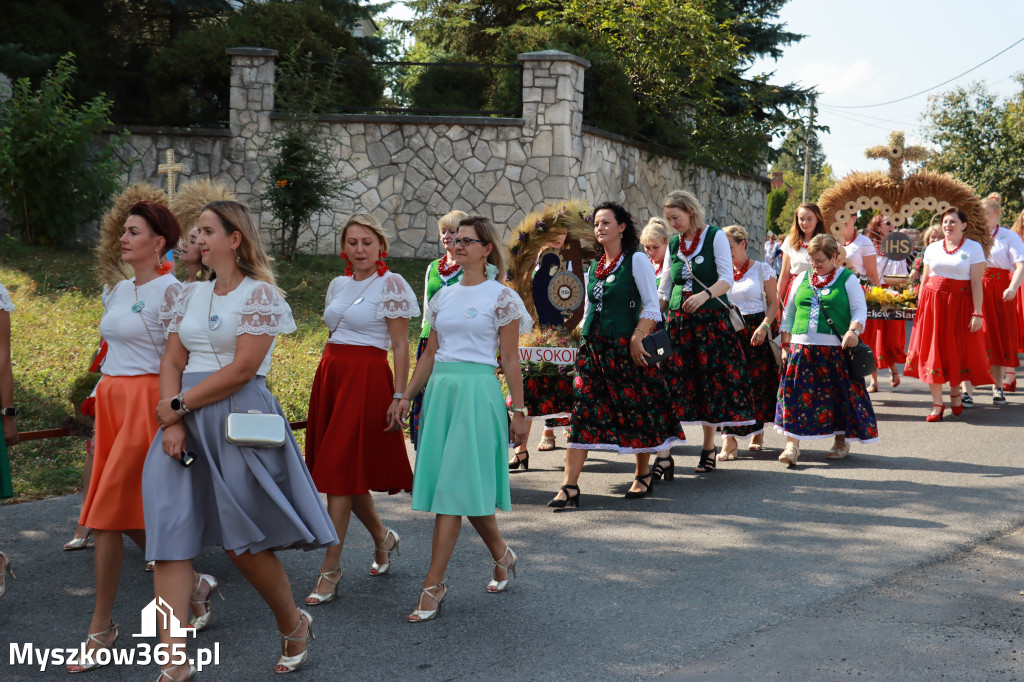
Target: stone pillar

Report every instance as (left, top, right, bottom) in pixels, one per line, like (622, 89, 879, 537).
(226, 47, 278, 214)
(518, 50, 590, 202)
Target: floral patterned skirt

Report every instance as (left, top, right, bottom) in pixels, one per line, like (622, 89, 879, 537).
(567, 334, 686, 454)
(663, 303, 756, 428)
(774, 344, 879, 443)
(722, 313, 780, 438)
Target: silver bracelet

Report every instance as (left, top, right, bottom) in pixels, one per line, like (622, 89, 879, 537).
(393, 392, 404, 399)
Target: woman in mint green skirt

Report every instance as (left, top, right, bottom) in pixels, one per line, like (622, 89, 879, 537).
(393, 215, 531, 623)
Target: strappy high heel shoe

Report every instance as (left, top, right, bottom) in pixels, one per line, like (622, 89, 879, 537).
(190, 573, 223, 631)
(275, 609, 314, 674)
(304, 568, 342, 606)
(407, 582, 447, 622)
(695, 448, 717, 473)
(546, 484, 580, 508)
(889, 369, 901, 389)
(486, 547, 518, 593)
(67, 621, 119, 673)
(950, 390, 964, 416)
(624, 473, 654, 499)
(1004, 370, 1017, 393)
(508, 450, 529, 470)
(717, 440, 738, 461)
(157, 662, 197, 681)
(651, 455, 674, 481)
(0, 550, 14, 598)
(370, 528, 401, 576)
(926, 403, 945, 422)
(63, 529, 92, 551)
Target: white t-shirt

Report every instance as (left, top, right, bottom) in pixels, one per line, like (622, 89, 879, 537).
(843, 234, 877, 277)
(584, 252, 663, 323)
(429, 280, 532, 367)
(923, 239, 986, 281)
(986, 227, 1024, 271)
(727, 261, 775, 315)
(98, 275, 181, 376)
(780, 239, 812, 276)
(0, 281, 14, 312)
(780, 269, 868, 347)
(657, 227, 733, 300)
(167, 278, 297, 376)
(323, 272, 420, 351)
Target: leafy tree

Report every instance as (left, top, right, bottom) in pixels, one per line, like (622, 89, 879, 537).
(765, 187, 788, 234)
(774, 164, 835, 233)
(0, 55, 127, 245)
(773, 126, 826, 177)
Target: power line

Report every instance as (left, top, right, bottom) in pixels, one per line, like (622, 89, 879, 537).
(822, 34, 1024, 109)
(818, 104, 920, 127)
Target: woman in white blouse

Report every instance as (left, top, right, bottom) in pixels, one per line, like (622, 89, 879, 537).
(778, 202, 829, 305)
(303, 214, 419, 605)
(840, 213, 881, 285)
(144, 201, 337, 678)
(904, 207, 993, 421)
(776, 235, 878, 465)
(720, 225, 779, 459)
(67, 201, 185, 673)
(978, 195, 1024, 404)
(862, 214, 910, 392)
(394, 215, 530, 623)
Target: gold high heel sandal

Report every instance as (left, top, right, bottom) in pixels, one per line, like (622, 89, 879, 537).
(0, 550, 14, 598)
(66, 622, 119, 673)
(157, 662, 197, 681)
(486, 547, 518, 593)
(407, 582, 447, 623)
(304, 568, 342, 606)
(275, 609, 314, 674)
(369, 528, 401, 576)
(189, 573, 224, 631)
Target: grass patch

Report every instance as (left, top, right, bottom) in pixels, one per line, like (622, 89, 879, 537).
(0, 242, 430, 502)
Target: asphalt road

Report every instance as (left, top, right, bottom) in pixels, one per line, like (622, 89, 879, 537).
(2, 375, 1023, 681)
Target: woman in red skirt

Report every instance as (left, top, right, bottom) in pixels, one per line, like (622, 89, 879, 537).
(1011, 208, 1024, 390)
(304, 214, 420, 605)
(862, 214, 909, 391)
(979, 195, 1024, 404)
(904, 207, 993, 421)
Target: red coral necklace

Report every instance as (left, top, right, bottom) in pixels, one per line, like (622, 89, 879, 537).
(810, 269, 838, 289)
(733, 259, 753, 281)
(437, 256, 460, 278)
(680, 226, 704, 257)
(595, 252, 624, 280)
(942, 235, 965, 255)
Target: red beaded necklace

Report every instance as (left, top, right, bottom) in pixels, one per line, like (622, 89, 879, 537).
(437, 256, 460, 278)
(810, 268, 838, 289)
(595, 251, 625, 280)
(844, 235, 857, 247)
(942, 235, 965, 255)
(733, 259, 753, 281)
(680, 226, 704, 257)
(800, 241, 809, 249)
(652, 259, 663, 276)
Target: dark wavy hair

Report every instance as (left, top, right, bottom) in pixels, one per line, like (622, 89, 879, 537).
(128, 201, 181, 251)
(591, 201, 640, 256)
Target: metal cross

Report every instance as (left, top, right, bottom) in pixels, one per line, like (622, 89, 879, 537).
(158, 149, 184, 199)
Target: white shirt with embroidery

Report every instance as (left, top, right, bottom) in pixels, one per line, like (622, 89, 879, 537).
(323, 272, 420, 351)
(728, 261, 775, 315)
(99, 274, 182, 376)
(429, 280, 531, 367)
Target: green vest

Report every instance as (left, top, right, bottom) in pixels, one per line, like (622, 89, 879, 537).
(791, 268, 854, 335)
(668, 226, 728, 310)
(420, 259, 462, 338)
(581, 252, 641, 338)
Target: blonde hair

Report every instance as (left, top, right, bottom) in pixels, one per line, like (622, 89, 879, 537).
(806, 234, 839, 259)
(201, 200, 278, 289)
(459, 215, 506, 276)
(1011, 209, 1024, 241)
(920, 224, 943, 248)
(662, 190, 705, 233)
(723, 224, 748, 244)
(438, 210, 468, 233)
(341, 213, 388, 253)
(640, 217, 673, 246)
(981, 192, 1002, 219)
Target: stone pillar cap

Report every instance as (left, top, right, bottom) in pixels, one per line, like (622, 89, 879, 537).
(226, 47, 279, 58)
(517, 50, 590, 68)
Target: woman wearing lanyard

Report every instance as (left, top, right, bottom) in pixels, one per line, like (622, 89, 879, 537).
(978, 195, 1024, 404)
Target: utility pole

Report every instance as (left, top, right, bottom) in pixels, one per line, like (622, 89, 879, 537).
(802, 95, 816, 202)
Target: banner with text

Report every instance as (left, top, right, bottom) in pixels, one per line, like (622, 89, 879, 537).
(518, 346, 577, 365)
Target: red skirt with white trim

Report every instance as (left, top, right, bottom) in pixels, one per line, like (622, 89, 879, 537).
(861, 319, 906, 369)
(981, 268, 1019, 367)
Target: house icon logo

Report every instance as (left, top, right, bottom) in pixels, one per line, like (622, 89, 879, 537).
(134, 597, 196, 638)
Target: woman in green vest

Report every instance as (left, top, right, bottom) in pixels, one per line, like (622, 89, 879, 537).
(657, 190, 756, 475)
(410, 210, 466, 447)
(547, 202, 685, 507)
(776, 235, 878, 465)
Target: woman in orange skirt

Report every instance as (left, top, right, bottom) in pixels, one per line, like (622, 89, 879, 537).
(979, 195, 1024, 403)
(862, 214, 909, 390)
(904, 207, 993, 421)
(303, 214, 419, 605)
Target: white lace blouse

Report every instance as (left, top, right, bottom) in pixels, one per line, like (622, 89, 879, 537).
(167, 278, 297, 376)
(99, 274, 182, 376)
(323, 272, 420, 351)
(0, 281, 14, 312)
(429, 280, 532, 367)
(727, 261, 775, 315)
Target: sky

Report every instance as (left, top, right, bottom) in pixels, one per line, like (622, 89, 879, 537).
(385, 1, 1024, 178)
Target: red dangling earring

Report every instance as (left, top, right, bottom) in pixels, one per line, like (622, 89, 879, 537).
(376, 251, 389, 277)
(340, 252, 354, 277)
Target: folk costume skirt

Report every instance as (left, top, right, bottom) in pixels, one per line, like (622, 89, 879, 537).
(663, 301, 756, 428)
(981, 268, 1019, 368)
(412, 362, 510, 517)
(80, 374, 160, 531)
(567, 334, 686, 454)
(861, 319, 907, 370)
(774, 344, 879, 443)
(305, 344, 412, 495)
(1016, 286, 1024, 355)
(409, 337, 430, 448)
(722, 314, 780, 438)
(142, 373, 337, 560)
(904, 277, 993, 386)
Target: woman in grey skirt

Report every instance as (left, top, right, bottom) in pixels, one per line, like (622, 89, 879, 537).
(144, 201, 337, 680)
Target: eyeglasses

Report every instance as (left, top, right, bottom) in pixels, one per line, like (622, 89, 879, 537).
(453, 237, 487, 247)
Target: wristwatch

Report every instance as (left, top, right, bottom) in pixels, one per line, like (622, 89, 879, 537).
(393, 392, 404, 400)
(0, 407, 15, 417)
(509, 406, 529, 417)
(170, 393, 191, 416)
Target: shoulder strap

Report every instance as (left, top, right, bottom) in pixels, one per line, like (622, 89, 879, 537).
(807, 276, 844, 341)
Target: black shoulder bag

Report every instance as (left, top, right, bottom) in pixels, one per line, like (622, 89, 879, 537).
(808, 280, 876, 378)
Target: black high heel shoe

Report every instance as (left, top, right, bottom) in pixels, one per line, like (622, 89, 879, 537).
(509, 450, 529, 471)
(547, 484, 580, 508)
(695, 448, 717, 473)
(624, 473, 654, 499)
(651, 456, 674, 481)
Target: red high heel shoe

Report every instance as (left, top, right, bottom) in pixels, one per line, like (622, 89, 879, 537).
(950, 390, 964, 416)
(926, 404, 945, 422)
(1004, 378, 1016, 393)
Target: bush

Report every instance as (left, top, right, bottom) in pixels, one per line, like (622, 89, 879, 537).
(0, 54, 126, 245)
(765, 188, 787, 234)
